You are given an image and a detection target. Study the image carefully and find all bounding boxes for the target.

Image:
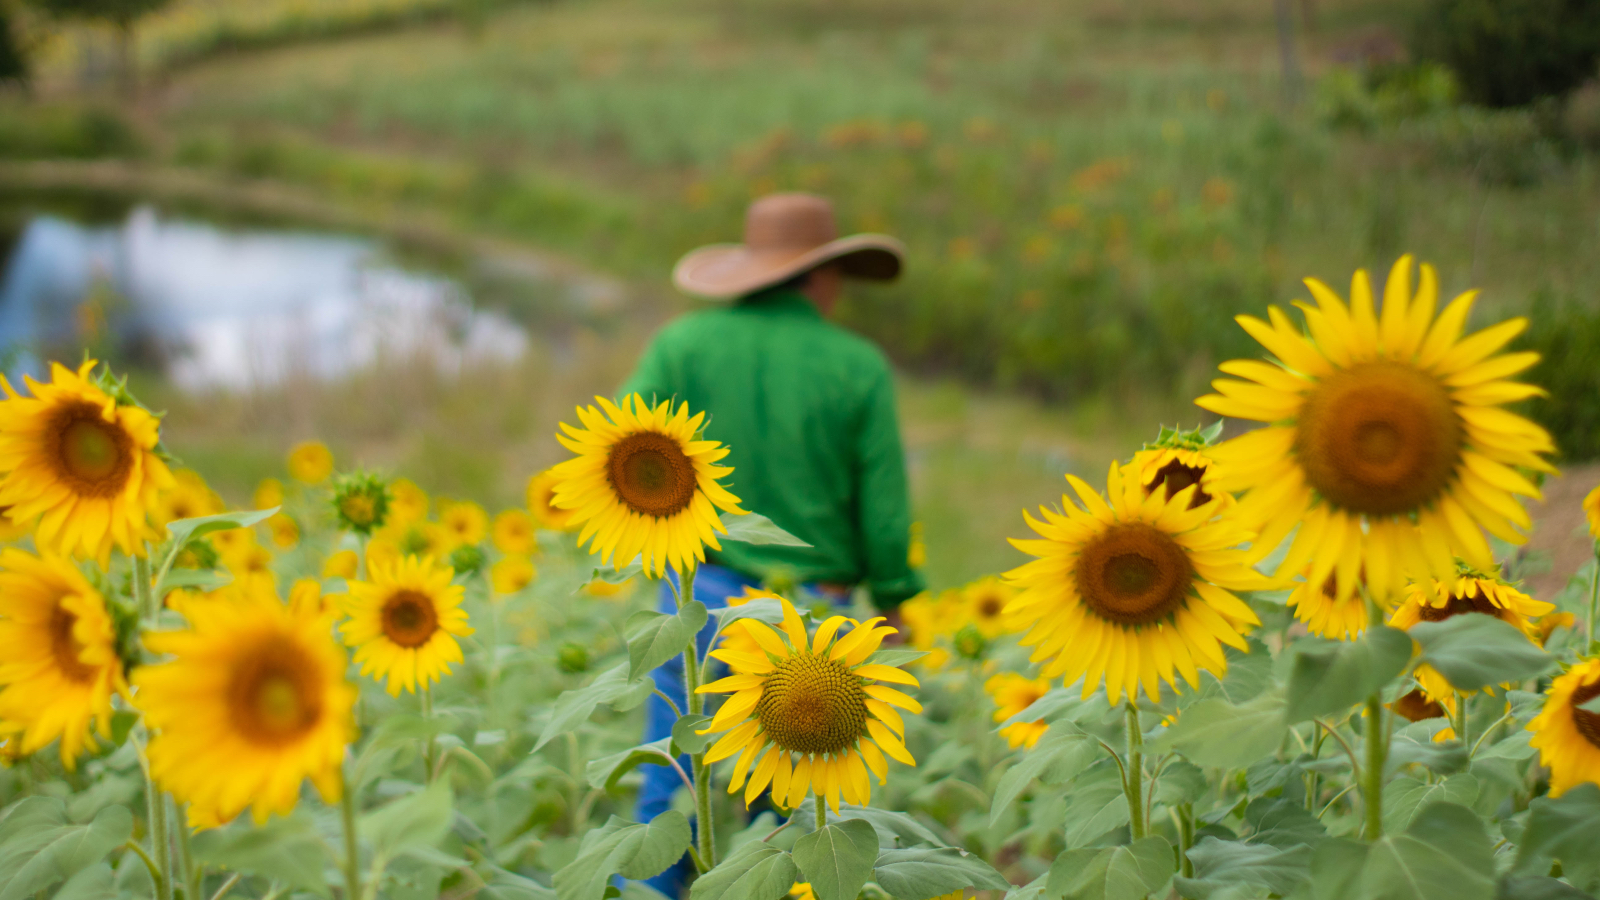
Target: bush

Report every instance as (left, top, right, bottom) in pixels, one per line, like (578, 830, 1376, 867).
(1413, 0, 1600, 108)
(0, 103, 141, 158)
(1521, 290, 1600, 460)
(0, 7, 24, 83)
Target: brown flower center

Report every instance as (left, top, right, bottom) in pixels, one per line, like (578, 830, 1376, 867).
(49, 602, 96, 684)
(49, 402, 134, 497)
(1074, 523, 1193, 626)
(1296, 361, 1461, 517)
(606, 431, 697, 518)
(381, 590, 439, 648)
(976, 593, 1004, 620)
(1146, 459, 1213, 509)
(1417, 589, 1501, 622)
(1393, 688, 1445, 722)
(228, 636, 323, 746)
(1570, 679, 1600, 750)
(756, 652, 867, 756)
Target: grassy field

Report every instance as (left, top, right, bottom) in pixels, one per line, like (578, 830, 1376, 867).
(8, 0, 1600, 589)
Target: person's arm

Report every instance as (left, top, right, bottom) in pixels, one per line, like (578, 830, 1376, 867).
(856, 365, 924, 610)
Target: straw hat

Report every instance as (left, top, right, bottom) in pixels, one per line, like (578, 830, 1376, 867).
(673, 193, 904, 299)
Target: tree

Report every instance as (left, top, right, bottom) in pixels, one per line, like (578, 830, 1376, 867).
(26, 0, 170, 95)
(0, 4, 26, 83)
(1414, 0, 1600, 108)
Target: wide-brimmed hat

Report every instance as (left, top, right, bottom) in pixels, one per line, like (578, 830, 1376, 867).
(673, 193, 904, 299)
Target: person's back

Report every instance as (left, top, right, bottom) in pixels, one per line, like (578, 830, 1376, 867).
(621, 285, 921, 605)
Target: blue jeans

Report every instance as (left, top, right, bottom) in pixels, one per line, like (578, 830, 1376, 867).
(634, 565, 849, 898)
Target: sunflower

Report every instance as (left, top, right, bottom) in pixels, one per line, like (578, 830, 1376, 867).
(583, 577, 635, 600)
(331, 472, 390, 535)
(323, 549, 358, 579)
(253, 478, 284, 511)
(266, 514, 299, 550)
(493, 509, 538, 555)
(0, 360, 173, 564)
(0, 549, 127, 767)
(551, 395, 746, 577)
(1528, 658, 1600, 796)
(1586, 486, 1600, 544)
(1285, 567, 1369, 640)
(907, 521, 926, 569)
(526, 470, 575, 531)
(697, 597, 918, 812)
(985, 673, 1051, 749)
(1128, 426, 1230, 513)
(440, 500, 488, 547)
(1390, 569, 1552, 707)
(898, 591, 960, 671)
(1195, 257, 1556, 604)
(962, 577, 1015, 639)
(491, 555, 537, 596)
(1004, 462, 1263, 704)
(287, 441, 333, 485)
(340, 554, 473, 696)
(388, 478, 429, 526)
(155, 469, 224, 528)
(135, 582, 354, 825)
(225, 542, 277, 592)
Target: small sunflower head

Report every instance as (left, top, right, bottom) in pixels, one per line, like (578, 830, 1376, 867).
(449, 544, 487, 576)
(331, 472, 391, 535)
(952, 623, 988, 661)
(287, 441, 334, 485)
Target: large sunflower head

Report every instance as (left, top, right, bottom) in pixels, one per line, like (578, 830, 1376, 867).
(962, 576, 1015, 639)
(696, 595, 919, 812)
(1196, 256, 1556, 603)
(1391, 568, 1553, 705)
(135, 581, 354, 826)
(1528, 658, 1600, 797)
(0, 360, 173, 564)
(0, 548, 128, 768)
(550, 395, 747, 577)
(1285, 566, 1369, 641)
(340, 554, 473, 696)
(1004, 461, 1264, 704)
(985, 673, 1051, 749)
(527, 470, 576, 531)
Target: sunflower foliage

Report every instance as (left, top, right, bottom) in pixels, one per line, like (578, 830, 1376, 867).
(0, 256, 1599, 900)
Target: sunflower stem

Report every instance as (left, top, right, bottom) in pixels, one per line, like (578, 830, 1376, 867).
(340, 764, 362, 900)
(1123, 700, 1146, 840)
(678, 564, 716, 870)
(145, 761, 173, 900)
(815, 795, 827, 832)
(421, 687, 437, 783)
(1363, 692, 1386, 840)
(134, 551, 157, 622)
(1174, 802, 1195, 880)
(175, 801, 199, 900)
(1588, 546, 1599, 654)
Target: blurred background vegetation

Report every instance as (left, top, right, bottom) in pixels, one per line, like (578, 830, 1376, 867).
(2, 0, 1600, 588)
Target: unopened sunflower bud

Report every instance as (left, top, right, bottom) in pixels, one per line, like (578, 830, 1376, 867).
(449, 543, 486, 575)
(330, 471, 391, 535)
(558, 642, 590, 674)
(953, 623, 988, 661)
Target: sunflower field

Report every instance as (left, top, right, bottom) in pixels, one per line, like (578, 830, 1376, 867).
(2, 254, 1600, 900)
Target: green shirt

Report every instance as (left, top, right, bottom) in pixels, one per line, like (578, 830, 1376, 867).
(620, 287, 924, 609)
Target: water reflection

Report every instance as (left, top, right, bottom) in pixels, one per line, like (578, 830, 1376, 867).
(0, 205, 527, 390)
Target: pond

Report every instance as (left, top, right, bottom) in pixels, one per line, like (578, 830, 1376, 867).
(0, 189, 627, 391)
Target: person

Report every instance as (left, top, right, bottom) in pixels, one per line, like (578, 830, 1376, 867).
(619, 192, 924, 898)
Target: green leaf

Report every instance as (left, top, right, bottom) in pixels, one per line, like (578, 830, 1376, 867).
(1175, 837, 1313, 900)
(165, 507, 279, 545)
(1495, 876, 1594, 900)
(689, 842, 799, 900)
(536, 664, 638, 752)
(791, 818, 879, 900)
(1061, 763, 1134, 848)
(873, 848, 1011, 900)
(720, 512, 812, 547)
(671, 715, 714, 755)
(0, 802, 132, 900)
(1382, 775, 1480, 834)
(1311, 802, 1494, 900)
(1515, 782, 1600, 892)
(476, 866, 558, 900)
(586, 738, 678, 791)
(629, 602, 708, 681)
(864, 648, 927, 668)
(191, 813, 331, 895)
(1155, 689, 1287, 769)
(1153, 761, 1209, 807)
(1243, 797, 1327, 850)
(52, 862, 115, 900)
(1047, 836, 1176, 900)
(578, 560, 646, 595)
(362, 779, 454, 865)
(554, 812, 693, 900)
(1285, 627, 1412, 724)
(1389, 723, 1470, 776)
(989, 728, 1100, 826)
(789, 801, 943, 849)
(1410, 616, 1554, 692)
(157, 567, 232, 594)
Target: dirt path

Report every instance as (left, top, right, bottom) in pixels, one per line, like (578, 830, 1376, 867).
(1523, 463, 1598, 601)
